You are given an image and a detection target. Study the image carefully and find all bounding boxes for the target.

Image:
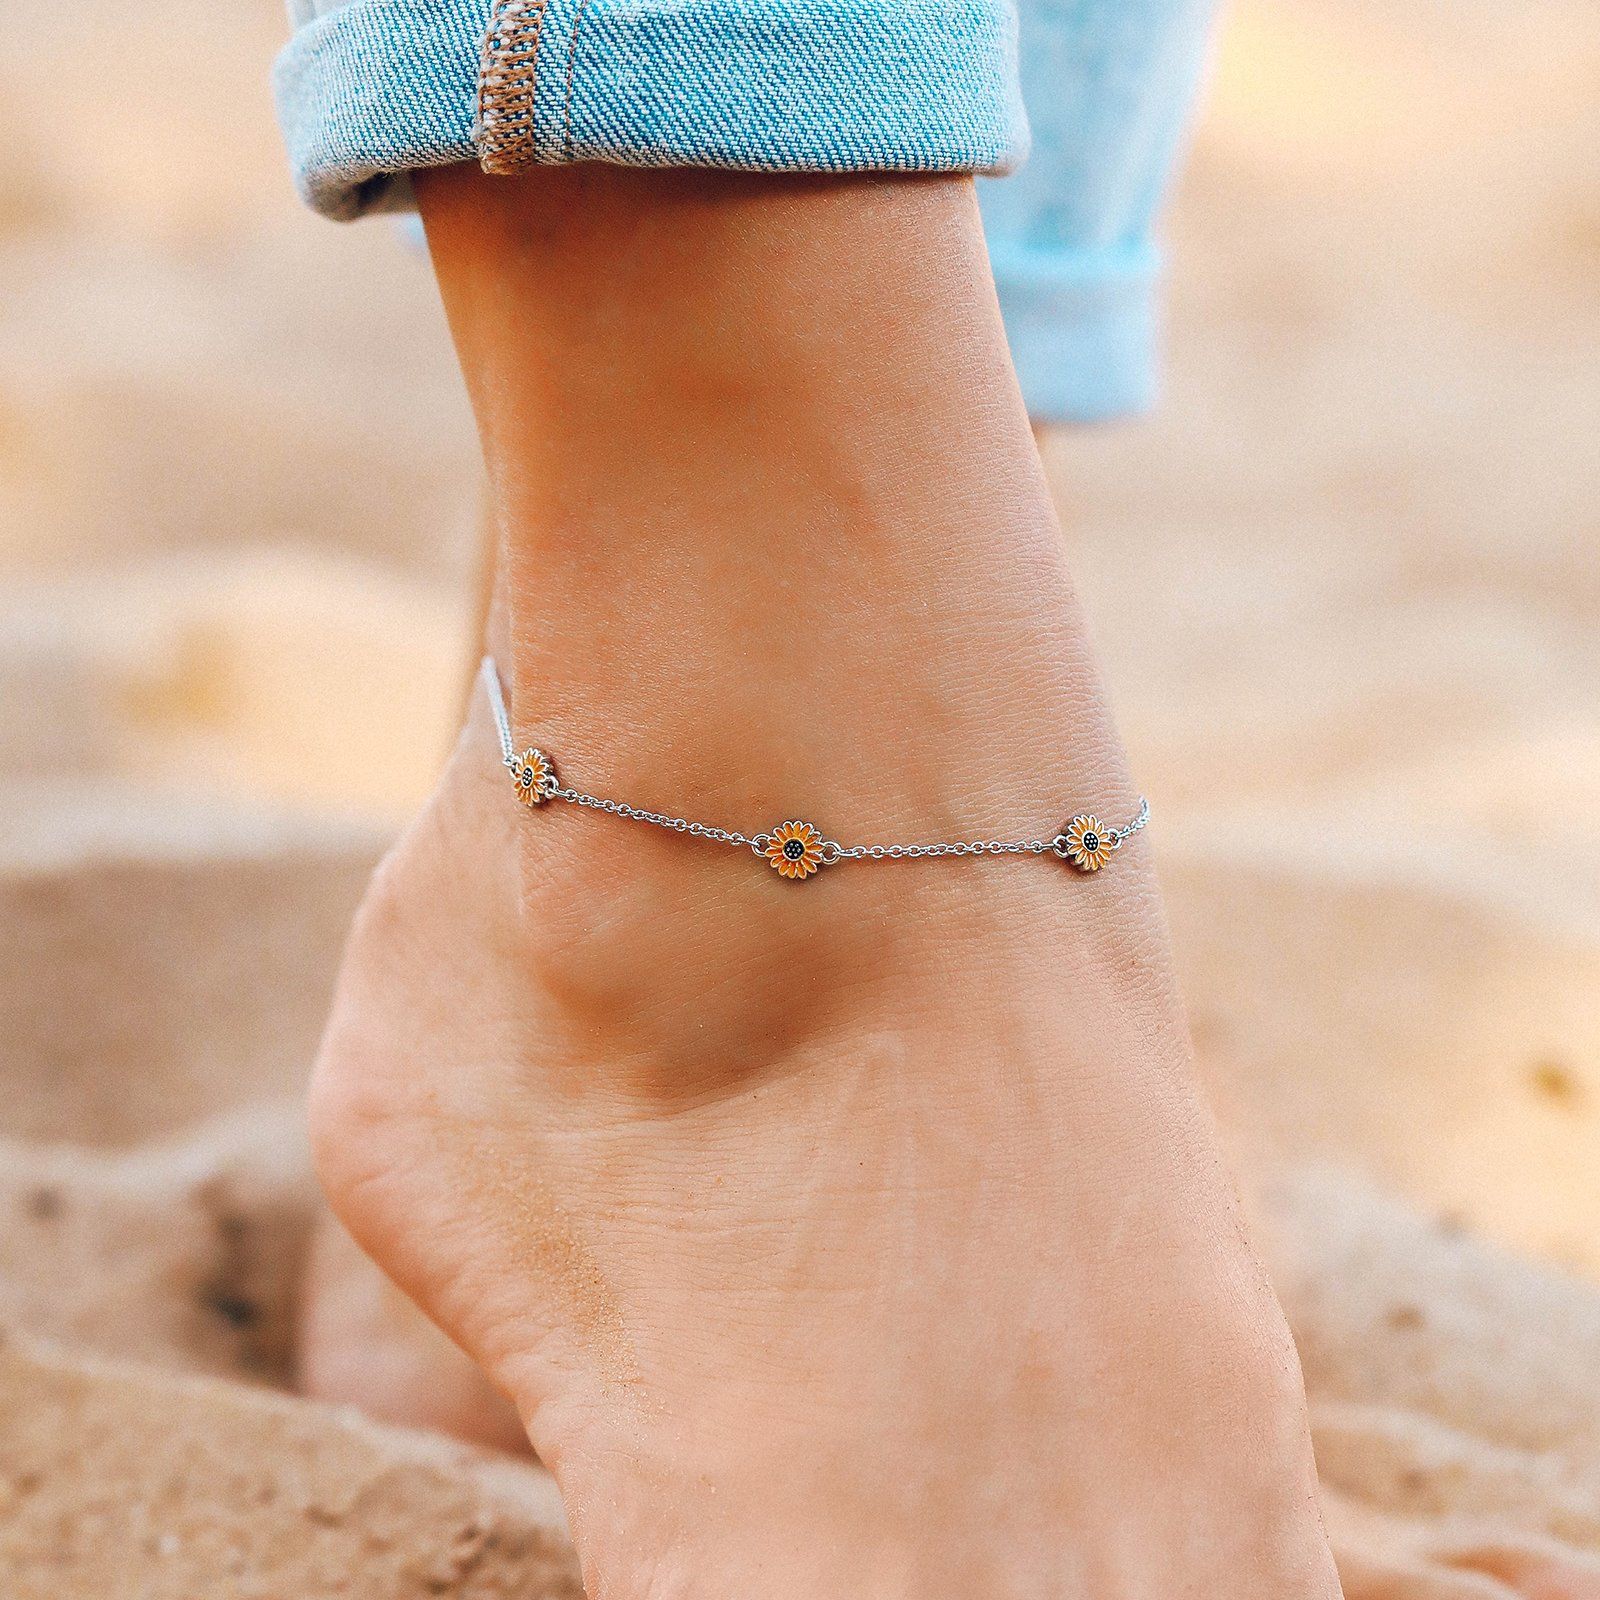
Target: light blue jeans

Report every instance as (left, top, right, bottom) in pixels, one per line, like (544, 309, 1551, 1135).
(275, 0, 1212, 419)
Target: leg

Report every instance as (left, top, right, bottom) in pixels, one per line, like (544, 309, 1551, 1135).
(311, 163, 1340, 1599)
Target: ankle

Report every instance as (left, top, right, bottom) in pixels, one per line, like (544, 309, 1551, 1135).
(412, 159, 1178, 1085)
(426, 669, 1176, 1129)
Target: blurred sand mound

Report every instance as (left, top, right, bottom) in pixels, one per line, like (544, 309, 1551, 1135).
(0, 1328, 578, 1600)
(2, 0, 1598, 1592)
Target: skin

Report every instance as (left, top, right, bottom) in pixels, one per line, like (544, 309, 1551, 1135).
(309, 164, 1344, 1600)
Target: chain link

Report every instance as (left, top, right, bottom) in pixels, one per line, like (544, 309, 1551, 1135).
(481, 658, 1147, 870)
(1111, 796, 1151, 845)
(823, 837, 1054, 863)
(552, 786, 757, 849)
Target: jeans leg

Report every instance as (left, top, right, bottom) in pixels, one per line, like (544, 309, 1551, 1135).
(979, 0, 1217, 421)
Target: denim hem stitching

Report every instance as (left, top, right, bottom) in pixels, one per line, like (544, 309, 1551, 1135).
(477, 0, 548, 172)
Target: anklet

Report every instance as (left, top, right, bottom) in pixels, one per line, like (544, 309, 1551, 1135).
(480, 658, 1147, 881)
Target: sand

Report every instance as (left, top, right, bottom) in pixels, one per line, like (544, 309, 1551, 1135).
(1, 0, 1597, 1592)
(0, 1328, 579, 1600)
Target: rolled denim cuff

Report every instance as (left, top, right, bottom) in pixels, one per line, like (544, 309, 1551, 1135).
(274, 0, 1030, 221)
(987, 240, 1161, 422)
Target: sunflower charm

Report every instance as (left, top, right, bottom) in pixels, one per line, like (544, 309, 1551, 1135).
(762, 820, 826, 881)
(1055, 813, 1113, 872)
(511, 748, 557, 806)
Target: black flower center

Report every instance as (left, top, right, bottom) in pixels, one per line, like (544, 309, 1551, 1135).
(1082, 833, 1099, 852)
(782, 837, 807, 861)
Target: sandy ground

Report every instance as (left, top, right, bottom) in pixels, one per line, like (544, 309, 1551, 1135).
(1, 0, 1598, 1593)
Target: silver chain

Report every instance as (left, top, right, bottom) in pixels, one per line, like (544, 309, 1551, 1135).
(549, 786, 760, 849)
(479, 657, 1147, 867)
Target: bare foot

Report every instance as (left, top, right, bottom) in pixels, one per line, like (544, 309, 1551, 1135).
(309, 165, 1342, 1600)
